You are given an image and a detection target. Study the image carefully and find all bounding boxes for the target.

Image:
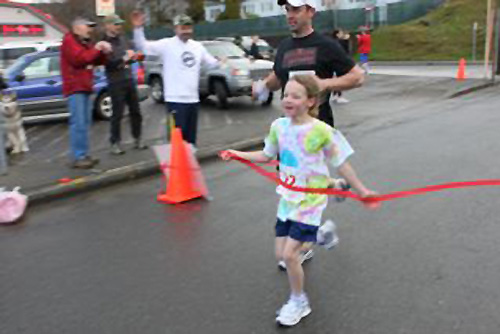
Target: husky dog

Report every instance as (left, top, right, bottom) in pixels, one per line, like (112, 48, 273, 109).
(0, 92, 29, 154)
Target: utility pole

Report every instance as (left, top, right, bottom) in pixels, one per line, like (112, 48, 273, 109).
(496, 4, 500, 75)
(326, 0, 338, 30)
(472, 22, 478, 62)
(484, 0, 494, 78)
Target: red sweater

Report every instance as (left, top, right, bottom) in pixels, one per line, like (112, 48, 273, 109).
(357, 33, 371, 54)
(60, 33, 105, 96)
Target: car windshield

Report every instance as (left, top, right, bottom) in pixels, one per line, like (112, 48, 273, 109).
(0, 47, 37, 70)
(204, 43, 246, 59)
(258, 44, 272, 53)
(3, 54, 30, 77)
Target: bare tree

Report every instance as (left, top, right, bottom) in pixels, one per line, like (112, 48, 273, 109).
(35, 0, 189, 30)
(187, 0, 206, 23)
(142, 0, 189, 26)
(35, 0, 97, 28)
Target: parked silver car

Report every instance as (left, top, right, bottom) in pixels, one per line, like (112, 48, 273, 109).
(215, 36, 275, 60)
(144, 40, 274, 109)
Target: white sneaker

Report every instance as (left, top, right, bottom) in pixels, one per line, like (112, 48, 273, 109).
(278, 249, 315, 271)
(336, 97, 350, 104)
(276, 298, 312, 326)
(317, 220, 339, 250)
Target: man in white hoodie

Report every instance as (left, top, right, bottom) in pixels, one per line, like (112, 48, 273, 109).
(132, 13, 218, 146)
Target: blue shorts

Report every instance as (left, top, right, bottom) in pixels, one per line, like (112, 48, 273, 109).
(275, 219, 319, 243)
(360, 53, 369, 63)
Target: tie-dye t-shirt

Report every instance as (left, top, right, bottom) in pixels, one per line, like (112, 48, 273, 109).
(263, 117, 354, 226)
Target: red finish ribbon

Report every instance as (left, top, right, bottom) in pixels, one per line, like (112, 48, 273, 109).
(224, 153, 500, 203)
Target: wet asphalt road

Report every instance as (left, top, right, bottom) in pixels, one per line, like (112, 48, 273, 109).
(1, 84, 500, 334)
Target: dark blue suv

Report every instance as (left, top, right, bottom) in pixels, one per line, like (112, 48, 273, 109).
(2, 51, 149, 122)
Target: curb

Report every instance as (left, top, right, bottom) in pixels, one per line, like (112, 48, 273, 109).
(448, 81, 499, 99)
(26, 137, 264, 206)
(371, 61, 491, 66)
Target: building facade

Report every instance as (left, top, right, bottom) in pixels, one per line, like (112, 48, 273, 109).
(0, 1, 66, 44)
(204, 0, 403, 22)
(8, 0, 64, 3)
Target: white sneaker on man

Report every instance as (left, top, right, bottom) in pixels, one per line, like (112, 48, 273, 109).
(276, 297, 312, 326)
(278, 249, 314, 271)
(336, 97, 350, 104)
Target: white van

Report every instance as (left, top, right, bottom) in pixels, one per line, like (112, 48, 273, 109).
(0, 40, 61, 70)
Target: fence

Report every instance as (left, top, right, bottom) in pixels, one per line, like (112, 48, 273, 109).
(145, 0, 445, 40)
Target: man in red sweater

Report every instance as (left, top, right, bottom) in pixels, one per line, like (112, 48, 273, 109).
(356, 26, 371, 74)
(61, 17, 112, 169)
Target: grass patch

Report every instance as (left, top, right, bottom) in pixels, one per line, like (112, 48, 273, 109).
(371, 0, 488, 61)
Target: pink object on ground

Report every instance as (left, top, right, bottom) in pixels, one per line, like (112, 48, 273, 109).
(0, 187, 28, 224)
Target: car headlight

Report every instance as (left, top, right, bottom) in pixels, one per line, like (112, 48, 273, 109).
(231, 69, 250, 77)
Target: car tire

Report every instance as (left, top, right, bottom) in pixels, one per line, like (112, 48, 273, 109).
(150, 76, 164, 103)
(213, 80, 229, 109)
(262, 91, 274, 107)
(95, 92, 113, 120)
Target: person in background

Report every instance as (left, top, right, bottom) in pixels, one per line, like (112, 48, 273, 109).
(101, 14, 147, 155)
(0, 71, 7, 90)
(331, 29, 351, 104)
(249, 35, 263, 59)
(356, 26, 372, 74)
(234, 35, 249, 55)
(61, 17, 112, 169)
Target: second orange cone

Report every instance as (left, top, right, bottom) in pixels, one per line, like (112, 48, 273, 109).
(457, 58, 466, 81)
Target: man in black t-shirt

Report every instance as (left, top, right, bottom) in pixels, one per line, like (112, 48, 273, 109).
(255, 0, 365, 127)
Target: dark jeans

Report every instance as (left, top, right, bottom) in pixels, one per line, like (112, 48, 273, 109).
(166, 102, 199, 145)
(318, 102, 334, 127)
(109, 79, 142, 144)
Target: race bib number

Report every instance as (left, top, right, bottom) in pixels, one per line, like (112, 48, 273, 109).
(289, 70, 316, 78)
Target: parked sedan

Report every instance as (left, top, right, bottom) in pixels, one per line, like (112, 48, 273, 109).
(2, 50, 149, 122)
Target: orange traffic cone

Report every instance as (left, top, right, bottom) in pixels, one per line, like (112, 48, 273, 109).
(157, 128, 205, 204)
(457, 58, 466, 81)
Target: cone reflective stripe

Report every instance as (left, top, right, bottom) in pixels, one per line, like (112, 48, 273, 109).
(457, 58, 466, 81)
(157, 128, 205, 204)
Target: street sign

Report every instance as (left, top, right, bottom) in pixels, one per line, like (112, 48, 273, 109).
(96, 0, 115, 17)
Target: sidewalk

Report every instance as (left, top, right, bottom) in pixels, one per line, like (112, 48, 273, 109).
(0, 97, 279, 204)
(371, 62, 497, 80)
(1, 71, 496, 205)
(370, 63, 498, 97)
